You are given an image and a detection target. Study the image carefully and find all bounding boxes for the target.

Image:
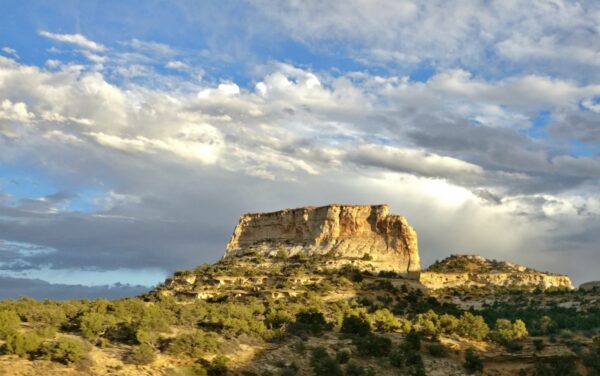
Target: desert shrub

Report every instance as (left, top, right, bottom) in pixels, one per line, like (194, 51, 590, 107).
(134, 328, 158, 346)
(427, 343, 447, 357)
(404, 330, 422, 352)
(79, 312, 113, 340)
(457, 312, 490, 340)
(536, 315, 556, 335)
(503, 340, 524, 352)
(414, 310, 441, 338)
(368, 309, 400, 333)
(166, 330, 219, 358)
(175, 301, 208, 327)
(336, 349, 351, 364)
(533, 339, 545, 351)
(310, 347, 342, 376)
(439, 313, 460, 335)
(17, 301, 67, 329)
(207, 355, 229, 376)
(41, 337, 88, 364)
(126, 343, 156, 365)
(345, 362, 376, 376)
(264, 308, 295, 329)
(136, 304, 173, 333)
(353, 334, 392, 357)
(389, 348, 405, 368)
(464, 349, 484, 374)
(341, 315, 371, 337)
(397, 317, 413, 334)
(290, 309, 331, 336)
(535, 355, 578, 376)
(0, 310, 21, 339)
(389, 332, 425, 375)
(5, 331, 43, 358)
(494, 319, 529, 342)
(206, 301, 270, 339)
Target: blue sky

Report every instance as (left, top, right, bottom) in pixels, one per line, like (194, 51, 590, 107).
(1, 1, 600, 299)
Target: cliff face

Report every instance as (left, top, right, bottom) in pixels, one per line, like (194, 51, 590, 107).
(421, 255, 574, 290)
(225, 204, 420, 276)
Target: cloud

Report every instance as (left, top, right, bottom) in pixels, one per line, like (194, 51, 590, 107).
(39, 31, 106, 51)
(1, 20, 600, 299)
(251, 1, 600, 79)
(0, 99, 35, 122)
(350, 144, 484, 183)
(165, 60, 188, 70)
(0, 276, 148, 300)
(1, 47, 18, 58)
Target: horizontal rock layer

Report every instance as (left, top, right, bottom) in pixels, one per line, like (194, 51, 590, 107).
(421, 255, 574, 290)
(225, 204, 420, 276)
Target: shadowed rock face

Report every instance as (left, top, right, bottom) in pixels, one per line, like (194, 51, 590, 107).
(225, 204, 420, 276)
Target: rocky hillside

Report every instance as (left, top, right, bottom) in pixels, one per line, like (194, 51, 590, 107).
(225, 204, 420, 276)
(421, 255, 574, 290)
(2, 205, 599, 376)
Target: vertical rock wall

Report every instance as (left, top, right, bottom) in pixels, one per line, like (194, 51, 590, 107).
(225, 204, 420, 276)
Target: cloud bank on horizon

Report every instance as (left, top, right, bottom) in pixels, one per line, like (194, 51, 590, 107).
(1, 0, 599, 298)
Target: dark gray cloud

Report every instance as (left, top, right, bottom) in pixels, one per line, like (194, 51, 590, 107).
(0, 276, 148, 300)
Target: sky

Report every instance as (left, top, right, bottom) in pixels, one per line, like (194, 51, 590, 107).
(1, 0, 600, 299)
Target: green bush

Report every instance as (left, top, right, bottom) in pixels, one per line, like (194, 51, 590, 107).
(533, 339, 545, 351)
(345, 362, 373, 376)
(335, 349, 351, 364)
(166, 330, 219, 358)
(404, 330, 422, 352)
(464, 349, 484, 374)
(389, 348, 405, 368)
(5, 331, 43, 358)
(414, 310, 441, 338)
(41, 337, 89, 364)
(457, 312, 490, 340)
(353, 334, 392, 357)
(427, 343, 447, 357)
(368, 309, 400, 333)
(341, 315, 371, 337)
(0, 310, 21, 339)
(494, 319, 528, 342)
(290, 309, 331, 336)
(126, 343, 156, 365)
(79, 312, 112, 340)
(18, 302, 67, 330)
(310, 347, 342, 376)
(207, 355, 229, 376)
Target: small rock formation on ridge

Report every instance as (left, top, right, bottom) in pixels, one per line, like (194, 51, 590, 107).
(225, 204, 420, 277)
(420, 254, 574, 290)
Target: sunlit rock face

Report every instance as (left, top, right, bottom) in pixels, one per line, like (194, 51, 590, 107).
(225, 204, 420, 277)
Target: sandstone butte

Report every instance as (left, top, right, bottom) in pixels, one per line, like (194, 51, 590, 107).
(225, 204, 421, 277)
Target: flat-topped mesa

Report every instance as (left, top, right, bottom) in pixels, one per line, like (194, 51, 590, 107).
(225, 204, 420, 277)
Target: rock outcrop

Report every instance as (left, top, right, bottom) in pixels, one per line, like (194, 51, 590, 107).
(580, 281, 600, 291)
(421, 255, 573, 290)
(225, 204, 420, 276)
